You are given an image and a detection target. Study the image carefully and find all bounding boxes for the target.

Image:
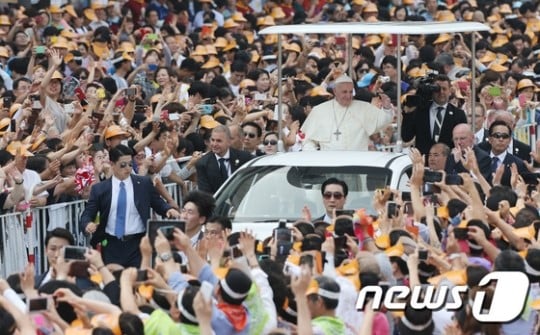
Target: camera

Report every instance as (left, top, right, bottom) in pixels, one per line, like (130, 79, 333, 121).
(405, 71, 441, 107)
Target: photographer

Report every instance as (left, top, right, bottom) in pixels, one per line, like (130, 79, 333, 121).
(401, 73, 467, 156)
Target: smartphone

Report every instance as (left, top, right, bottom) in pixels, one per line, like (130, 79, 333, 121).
(230, 244, 243, 258)
(74, 87, 89, 106)
(519, 93, 527, 108)
(126, 88, 137, 98)
(380, 76, 390, 83)
(274, 227, 292, 257)
(334, 216, 355, 236)
(28, 297, 48, 312)
(3, 96, 12, 109)
(64, 103, 74, 114)
(445, 174, 464, 185)
(283, 261, 301, 277)
(148, 64, 158, 71)
(237, 95, 246, 108)
(335, 36, 346, 45)
(457, 80, 469, 92)
(200, 281, 213, 303)
(403, 201, 414, 215)
(401, 191, 411, 202)
(254, 93, 267, 101)
(334, 236, 347, 250)
(136, 269, 148, 282)
(423, 170, 443, 183)
(244, 96, 252, 105)
(335, 209, 355, 217)
(63, 246, 87, 261)
(34, 46, 46, 54)
(147, 33, 158, 41)
(200, 104, 213, 115)
(386, 201, 400, 218)
(169, 113, 180, 121)
(488, 86, 501, 97)
(205, 98, 217, 104)
(423, 183, 441, 195)
(418, 249, 429, 261)
(147, 220, 186, 248)
(453, 227, 469, 240)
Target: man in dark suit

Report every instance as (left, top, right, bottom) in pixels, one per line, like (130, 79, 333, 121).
(313, 178, 348, 223)
(80, 145, 181, 267)
(401, 74, 467, 156)
(477, 110, 532, 163)
(445, 123, 492, 182)
(196, 125, 253, 194)
(487, 120, 532, 187)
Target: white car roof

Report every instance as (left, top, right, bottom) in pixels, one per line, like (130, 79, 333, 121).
(243, 151, 411, 168)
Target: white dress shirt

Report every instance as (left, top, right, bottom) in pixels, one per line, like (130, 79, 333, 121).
(106, 175, 145, 236)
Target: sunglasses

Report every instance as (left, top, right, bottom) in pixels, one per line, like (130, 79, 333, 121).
(118, 161, 133, 168)
(244, 132, 257, 139)
(323, 192, 344, 200)
(263, 140, 277, 145)
(490, 132, 510, 139)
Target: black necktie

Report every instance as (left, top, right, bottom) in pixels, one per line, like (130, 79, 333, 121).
(491, 156, 499, 173)
(218, 158, 228, 179)
(433, 106, 444, 141)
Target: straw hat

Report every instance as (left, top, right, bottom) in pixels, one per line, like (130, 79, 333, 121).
(223, 40, 238, 52)
(201, 56, 221, 69)
(0, 118, 10, 135)
(518, 78, 535, 91)
(0, 47, 9, 59)
(64, 5, 78, 18)
(49, 6, 64, 14)
(239, 79, 256, 89)
(214, 37, 228, 49)
(83, 9, 98, 21)
(200, 115, 220, 129)
(232, 12, 247, 22)
(52, 71, 64, 80)
(363, 3, 378, 13)
(310, 86, 333, 97)
(223, 18, 239, 29)
(191, 45, 207, 56)
(92, 41, 110, 59)
(205, 45, 218, 55)
(118, 41, 135, 53)
(6, 142, 33, 157)
(433, 33, 451, 44)
(436, 10, 456, 21)
(0, 15, 10, 26)
(284, 43, 301, 53)
(105, 125, 129, 139)
(364, 34, 382, 46)
(271, 7, 286, 19)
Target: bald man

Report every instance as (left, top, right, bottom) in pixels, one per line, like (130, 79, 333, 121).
(445, 123, 492, 182)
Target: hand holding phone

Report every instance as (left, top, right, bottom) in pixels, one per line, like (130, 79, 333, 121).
(386, 201, 400, 218)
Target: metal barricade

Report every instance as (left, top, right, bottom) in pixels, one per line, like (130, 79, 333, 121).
(0, 183, 183, 278)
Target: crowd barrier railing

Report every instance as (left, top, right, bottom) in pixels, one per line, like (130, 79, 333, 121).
(0, 182, 184, 278)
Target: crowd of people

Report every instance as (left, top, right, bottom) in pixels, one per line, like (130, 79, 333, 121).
(0, 0, 539, 334)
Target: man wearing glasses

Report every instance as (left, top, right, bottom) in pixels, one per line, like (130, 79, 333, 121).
(81, 144, 181, 267)
(487, 120, 531, 187)
(314, 178, 348, 223)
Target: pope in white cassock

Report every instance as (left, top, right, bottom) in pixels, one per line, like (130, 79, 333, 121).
(301, 75, 394, 151)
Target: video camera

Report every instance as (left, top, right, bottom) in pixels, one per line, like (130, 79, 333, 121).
(404, 70, 441, 108)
